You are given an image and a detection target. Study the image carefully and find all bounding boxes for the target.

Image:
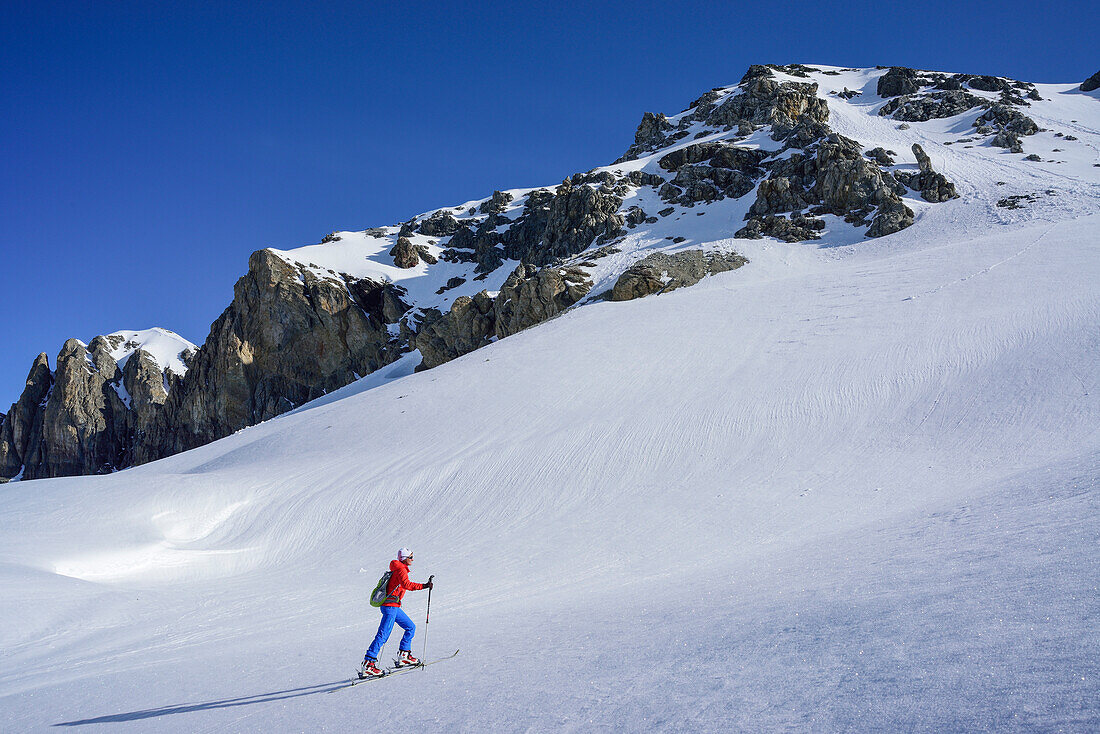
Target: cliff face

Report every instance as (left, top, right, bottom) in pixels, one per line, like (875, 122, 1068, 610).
(140, 250, 407, 460)
(0, 251, 414, 479)
(0, 332, 194, 481)
(29, 337, 130, 479)
(0, 354, 52, 479)
(3, 63, 998, 482)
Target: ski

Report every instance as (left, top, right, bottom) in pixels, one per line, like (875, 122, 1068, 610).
(331, 649, 460, 692)
(420, 648, 460, 667)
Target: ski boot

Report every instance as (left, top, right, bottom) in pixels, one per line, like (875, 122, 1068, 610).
(394, 650, 421, 668)
(358, 658, 384, 679)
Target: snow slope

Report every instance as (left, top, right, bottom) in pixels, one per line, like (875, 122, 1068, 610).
(0, 67, 1098, 731)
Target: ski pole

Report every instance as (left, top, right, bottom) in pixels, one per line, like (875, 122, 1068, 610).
(422, 575, 434, 663)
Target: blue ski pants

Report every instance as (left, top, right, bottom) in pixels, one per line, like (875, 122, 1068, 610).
(365, 606, 415, 661)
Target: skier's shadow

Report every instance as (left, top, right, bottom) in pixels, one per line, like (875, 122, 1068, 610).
(52, 679, 349, 726)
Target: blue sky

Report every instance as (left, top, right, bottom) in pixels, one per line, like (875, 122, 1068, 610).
(1, 0, 1095, 407)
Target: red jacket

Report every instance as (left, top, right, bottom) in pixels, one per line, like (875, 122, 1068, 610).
(382, 558, 424, 607)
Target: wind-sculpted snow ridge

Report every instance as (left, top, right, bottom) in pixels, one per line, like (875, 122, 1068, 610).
(1, 63, 1098, 483)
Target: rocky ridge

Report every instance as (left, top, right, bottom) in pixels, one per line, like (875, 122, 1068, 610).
(614, 64, 940, 242)
(3, 63, 988, 481)
(876, 66, 1042, 153)
(0, 330, 195, 481)
(138, 250, 409, 460)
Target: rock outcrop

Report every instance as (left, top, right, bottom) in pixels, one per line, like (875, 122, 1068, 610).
(877, 67, 1039, 110)
(973, 103, 1039, 137)
(1081, 70, 1100, 93)
(123, 347, 172, 453)
(619, 66, 928, 244)
(877, 67, 923, 98)
(479, 190, 514, 214)
(0, 331, 199, 480)
(417, 211, 461, 237)
(880, 90, 984, 122)
(0, 354, 52, 480)
(439, 172, 628, 275)
(494, 264, 593, 338)
(143, 249, 406, 459)
(414, 263, 594, 369)
(735, 213, 827, 242)
(29, 338, 133, 479)
(897, 144, 959, 202)
(412, 296, 497, 372)
(709, 65, 830, 137)
(538, 175, 626, 263)
(618, 64, 830, 164)
(619, 112, 675, 161)
(390, 237, 421, 268)
(608, 251, 746, 301)
(748, 177, 814, 216)
(876, 67, 1040, 152)
(866, 147, 895, 166)
(991, 129, 1024, 153)
(865, 199, 915, 238)
(815, 138, 897, 213)
(656, 142, 766, 205)
(739, 130, 913, 241)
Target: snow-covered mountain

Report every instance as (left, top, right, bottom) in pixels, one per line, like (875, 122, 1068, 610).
(0, 64, 1097, 730)
(4, 64, 1098, 483)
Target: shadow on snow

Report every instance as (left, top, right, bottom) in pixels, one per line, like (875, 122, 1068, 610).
(53, 680, 348, 726)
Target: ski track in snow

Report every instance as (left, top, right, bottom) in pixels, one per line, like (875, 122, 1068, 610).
(1, 66, 1099, 732)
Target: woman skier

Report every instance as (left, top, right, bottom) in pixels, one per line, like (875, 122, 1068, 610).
(360, 547, 433, 678)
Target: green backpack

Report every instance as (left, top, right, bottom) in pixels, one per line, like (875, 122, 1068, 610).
(369, 571, 392, 607)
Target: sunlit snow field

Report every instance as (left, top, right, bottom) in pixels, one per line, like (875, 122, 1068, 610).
(1, 67, 1098, 732)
